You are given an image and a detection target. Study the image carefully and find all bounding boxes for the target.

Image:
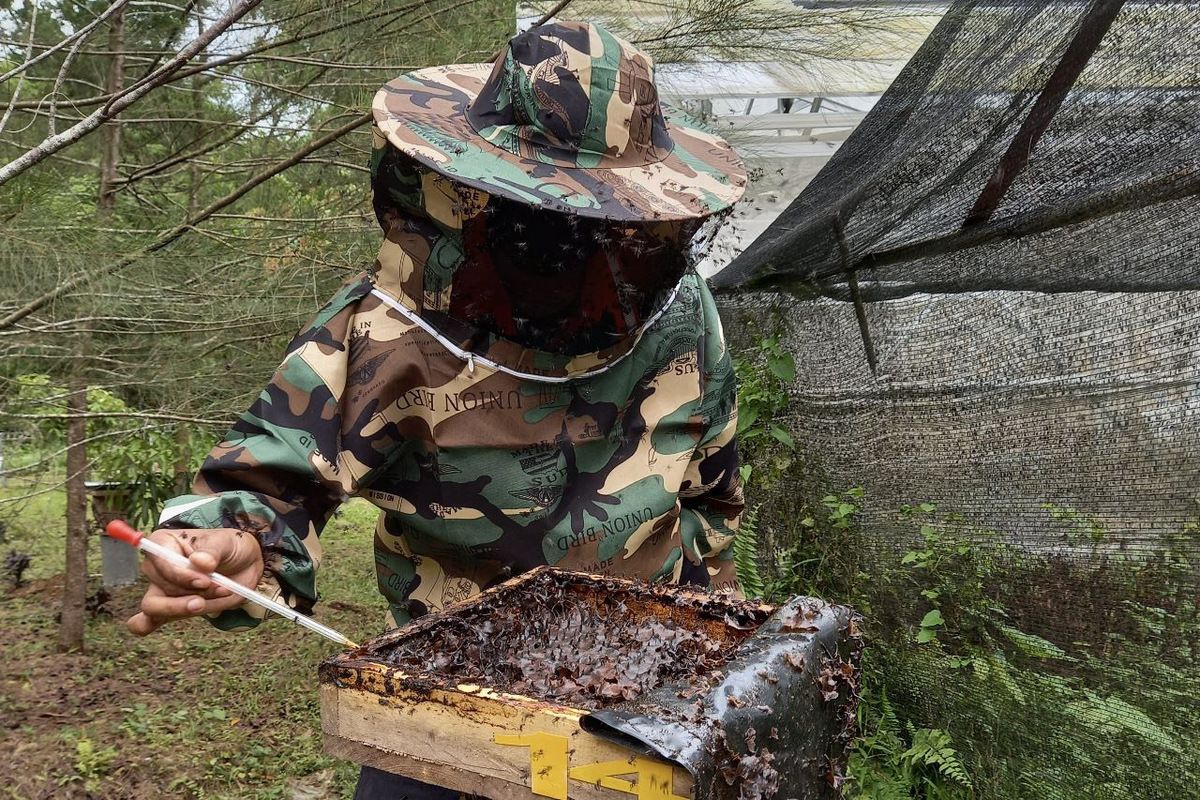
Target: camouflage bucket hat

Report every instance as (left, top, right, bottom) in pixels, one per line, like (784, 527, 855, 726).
(372, 21, 747, 222)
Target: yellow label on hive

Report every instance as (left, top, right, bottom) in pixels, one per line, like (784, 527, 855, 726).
(494, 732, 688, 800)
(569, 759, 687, 800)
(494, 733, 569, 797)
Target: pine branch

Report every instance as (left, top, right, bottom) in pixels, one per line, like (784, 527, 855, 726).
(0, 111, 372, 331)
(0, 0, 263, 189)
(0, 0, 40, 136)
(0, 0, 130, 86)
(3, 1, 433, 113)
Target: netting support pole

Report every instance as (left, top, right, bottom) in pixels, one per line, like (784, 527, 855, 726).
(847, 270, 878, 375)
(834, 215, 878, 375)
(964, 0, 1127, 227)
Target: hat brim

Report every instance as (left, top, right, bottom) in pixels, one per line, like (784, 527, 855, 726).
(372, 64, 747, 222)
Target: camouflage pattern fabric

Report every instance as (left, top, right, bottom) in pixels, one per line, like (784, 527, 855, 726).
(161, 269, 742, 629)
(372, 21, 746, 221)
(160, 150, 744, 632)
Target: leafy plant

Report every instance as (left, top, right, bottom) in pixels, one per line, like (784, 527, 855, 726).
(734, 335, 797, 470)
(4, 373, 199, 527)
(916, 609, 944, 644)
(752, 482, 1200, 798)
(733, 504, 765, 599)
(826, 487, 864, 530)
(765, 486, 865, 607)
(1040, 502, 1106, 544)
(900, 726, 973, 795)
(846, 686, 972, 799)
(58, 737, 118, 792)
(119, 703, 153, 738)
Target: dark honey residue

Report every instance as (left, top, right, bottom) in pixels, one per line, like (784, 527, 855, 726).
(382, 575, 763, 709)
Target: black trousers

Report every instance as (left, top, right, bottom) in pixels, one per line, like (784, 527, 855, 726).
(353, 767, 471, 800)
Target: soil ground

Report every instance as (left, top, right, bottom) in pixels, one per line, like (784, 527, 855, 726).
(0, 493, 385, 800)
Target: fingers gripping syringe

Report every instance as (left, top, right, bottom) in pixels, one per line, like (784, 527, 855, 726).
(105, 520, 358, 649)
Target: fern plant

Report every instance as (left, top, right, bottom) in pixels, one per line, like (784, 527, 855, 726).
(733, 503, 766, 599)
(902, 724, 973, 794)
(846, 689, 973, 799)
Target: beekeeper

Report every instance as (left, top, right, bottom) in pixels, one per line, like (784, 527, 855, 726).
(128, 20, 747, 799)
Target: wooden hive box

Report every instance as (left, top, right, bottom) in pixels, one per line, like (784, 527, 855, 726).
(319, 568, 779, 800)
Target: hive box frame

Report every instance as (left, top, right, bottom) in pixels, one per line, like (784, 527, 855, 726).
(319, 567, 776, 800)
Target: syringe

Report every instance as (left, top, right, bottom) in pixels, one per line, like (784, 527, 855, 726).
(105, 519, 358, 649)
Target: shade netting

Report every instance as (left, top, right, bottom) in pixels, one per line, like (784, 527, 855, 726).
(713, 1, 1200, 797)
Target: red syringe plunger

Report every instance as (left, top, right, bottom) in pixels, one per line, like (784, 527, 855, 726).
(105, 519, 144, 547)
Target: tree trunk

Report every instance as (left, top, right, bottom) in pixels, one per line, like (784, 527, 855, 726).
(174, 424, 191, 494)
(59, 354, 89, 652)
(97, 4, 126, 215)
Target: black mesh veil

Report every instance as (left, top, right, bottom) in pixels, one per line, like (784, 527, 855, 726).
(369, 145, 696, 356)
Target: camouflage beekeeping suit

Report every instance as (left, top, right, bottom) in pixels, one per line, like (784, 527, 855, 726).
(158, 21, 748, 630)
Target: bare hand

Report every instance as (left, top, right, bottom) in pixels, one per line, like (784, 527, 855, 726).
(127, 527, 264, 635)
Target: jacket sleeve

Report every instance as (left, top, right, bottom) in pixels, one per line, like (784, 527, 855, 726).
(158, 278, 375, 631)
(678, 285, 744, 595)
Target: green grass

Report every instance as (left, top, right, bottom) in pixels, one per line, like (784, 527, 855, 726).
(0, 496, 385, 800)
(0, 477, 84, 582)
